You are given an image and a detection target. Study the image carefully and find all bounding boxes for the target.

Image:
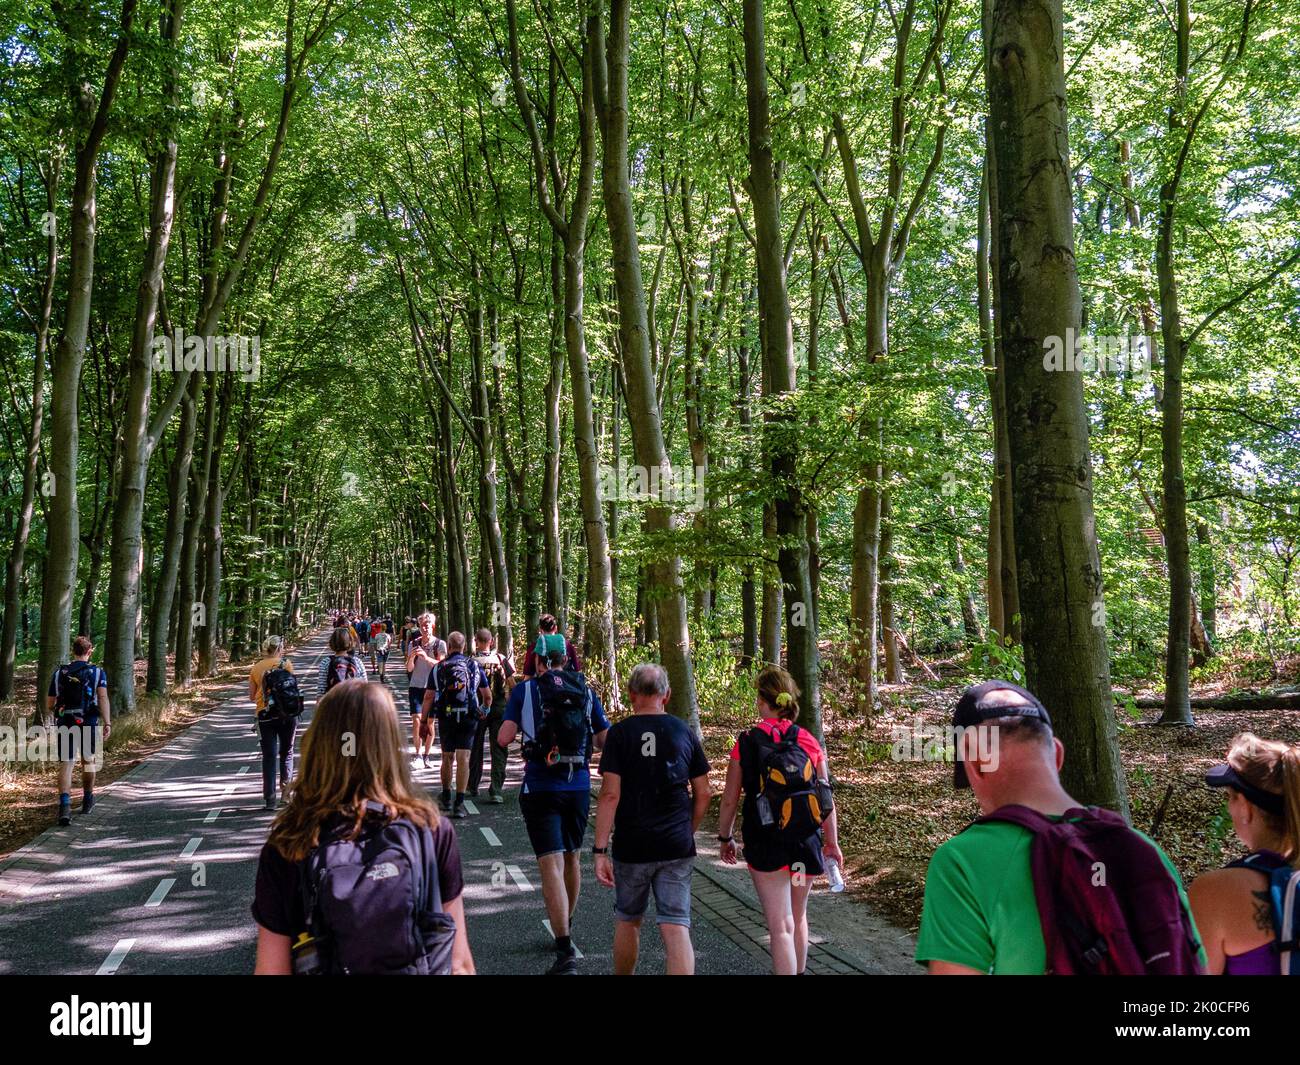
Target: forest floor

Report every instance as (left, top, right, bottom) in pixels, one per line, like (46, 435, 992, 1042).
(696, 647, 1300, 935)
(0, 651, 268, 861)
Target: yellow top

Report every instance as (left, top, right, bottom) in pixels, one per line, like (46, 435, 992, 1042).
(249, 656, 293, 713)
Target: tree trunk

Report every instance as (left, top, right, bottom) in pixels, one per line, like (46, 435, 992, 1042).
(38, 0, 137, 710)
(987, 0, 1127, 813)
(593, 0, 699, 731)
(743, 0, 822, 737)
(1, 160, 58, 700)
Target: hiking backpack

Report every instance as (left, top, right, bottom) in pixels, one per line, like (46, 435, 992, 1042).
(976, 805, 1204, 975)
(54, 661, 97, 722)
(325, 653, 361, 691)
(523, 671, 592, 779)
(474, 652, 507, 706)
(1228, 851, 1300, 975)
(294, 808, 456, 975)
(262, 659, 305, 720)
(436, 657, 474, 715)
(739, 723, 829, 843)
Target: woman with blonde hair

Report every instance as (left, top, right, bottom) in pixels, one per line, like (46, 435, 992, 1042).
(717, 666, 842, 975)
(249, 635, 298, 811)
(251, 680, 474, 975)
(1190, 732, 1300, 975)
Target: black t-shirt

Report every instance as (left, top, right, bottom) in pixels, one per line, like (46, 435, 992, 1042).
(598, 714, 710, 863)
(251, 814, 463, 937)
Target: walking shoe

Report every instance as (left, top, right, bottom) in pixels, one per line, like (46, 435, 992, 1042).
(265, 797, 277, 811)
(488, 791, 505, 805)
(546, 951, 578, 976)
(438, 790, 452, 811)
(57, 797, 72, 827)
(81, 793, 95, 815)
(452, 801, 468, 820)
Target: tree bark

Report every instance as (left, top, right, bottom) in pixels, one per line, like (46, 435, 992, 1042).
(987, 0, 1127, 812)
(593, 0, 699, 731)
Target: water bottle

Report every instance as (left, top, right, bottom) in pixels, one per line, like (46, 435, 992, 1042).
(826, 856, 846, 893)
(291, 932, 325, 975)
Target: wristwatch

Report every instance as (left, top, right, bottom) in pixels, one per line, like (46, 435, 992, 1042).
(717, 835, 733, 844)
(592, 846, 608, 855)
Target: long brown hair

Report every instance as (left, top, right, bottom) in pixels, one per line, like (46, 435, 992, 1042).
(1227, 732, 1300, 864)
(269, 679, 436, 862)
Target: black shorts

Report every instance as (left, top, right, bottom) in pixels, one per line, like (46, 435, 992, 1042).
(408, 687, 426, 716)
(437, 709, 480, 751)
(740, 828, 825, 876)
(519, 789, 590, 857)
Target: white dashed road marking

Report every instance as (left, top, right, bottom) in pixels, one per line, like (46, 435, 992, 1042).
(97, 939, 135, 975)
(505, 864, 533, 892)
(204, 809, 222, 824)
(463, 800, 478, 815)
(145, 879, 176, 908)
(542, 920, 584, 957)
(180, 837, 202, 859)
(479, 827, 501, 847)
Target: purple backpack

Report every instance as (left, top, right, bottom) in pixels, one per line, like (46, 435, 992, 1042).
(977, 805, 1203, 975)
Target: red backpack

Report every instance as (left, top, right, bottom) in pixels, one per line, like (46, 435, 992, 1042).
(976, 805, 1203, 975)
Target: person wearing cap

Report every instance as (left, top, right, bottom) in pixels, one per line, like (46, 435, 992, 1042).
(915, 679, 1203, 974)
(1189, 733, 1300, 975)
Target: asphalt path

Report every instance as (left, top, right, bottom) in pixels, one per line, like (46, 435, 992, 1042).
(0, 626, 767, 975)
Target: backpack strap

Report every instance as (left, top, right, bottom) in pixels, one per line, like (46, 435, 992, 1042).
(520, 681, 538, 743)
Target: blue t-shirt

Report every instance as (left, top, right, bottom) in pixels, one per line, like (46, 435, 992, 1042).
(48, 662, 108, 718)
(504, 675, 611, 793)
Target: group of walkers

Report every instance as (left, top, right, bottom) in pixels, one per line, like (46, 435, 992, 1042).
(33, 615, 1300, 978)
(247, 608, 847, 975)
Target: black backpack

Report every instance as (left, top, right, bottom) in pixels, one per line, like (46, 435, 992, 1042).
(261, 659, 305, 721)
(527, 670, 592, 779)
(294, 809, 456, 975)
(325, 654, 361, 691)
(54, 661, 97, 722)
(436, 656, 473, 715)
(739, 723, 830, 843)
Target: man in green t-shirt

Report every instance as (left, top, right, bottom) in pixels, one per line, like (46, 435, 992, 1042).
(915, 680, 1206, 975)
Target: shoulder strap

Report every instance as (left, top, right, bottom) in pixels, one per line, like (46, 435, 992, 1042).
(974, 803, 1061, 834)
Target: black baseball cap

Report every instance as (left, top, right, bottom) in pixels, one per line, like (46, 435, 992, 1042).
(952, 680, 1053, 788)
(1205, 763, 1284, 816)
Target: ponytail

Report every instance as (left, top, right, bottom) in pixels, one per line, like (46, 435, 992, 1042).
(1227, 732, 1300, 865)
(1282, 745, 1300, 865)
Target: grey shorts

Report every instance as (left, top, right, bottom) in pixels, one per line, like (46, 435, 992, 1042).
(612, 856, 694, 926)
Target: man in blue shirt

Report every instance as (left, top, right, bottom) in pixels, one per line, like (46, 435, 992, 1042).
(47, 635, 111, 826)
(422, 631, 490, 818)
(499, 647, 610, 975)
